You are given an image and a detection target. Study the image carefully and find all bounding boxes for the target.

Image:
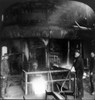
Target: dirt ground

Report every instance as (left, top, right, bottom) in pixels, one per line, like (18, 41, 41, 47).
(2, 74, 95, 100)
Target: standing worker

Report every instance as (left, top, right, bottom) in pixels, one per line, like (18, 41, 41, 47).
(73, 50, 84, 99)
(1, 53, 10, 97)
(89, 52, 95, 95)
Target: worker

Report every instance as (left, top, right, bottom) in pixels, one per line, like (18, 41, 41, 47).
(73, 50, 84, 99)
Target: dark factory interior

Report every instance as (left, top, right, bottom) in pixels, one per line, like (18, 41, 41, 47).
(0, 0, 95, 99)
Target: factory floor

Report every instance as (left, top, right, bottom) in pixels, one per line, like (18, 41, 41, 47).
(2, 74, 95, 100)
(3, 74, 24, 99)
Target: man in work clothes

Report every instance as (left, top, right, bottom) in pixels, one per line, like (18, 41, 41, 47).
(1, 53, 10, 97)
(73, 50, 84, 99)
(89, 52, 95, 95)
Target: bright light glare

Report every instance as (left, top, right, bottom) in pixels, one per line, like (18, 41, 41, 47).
(83, 72, 89, 79)
(61, 63, 72, 69)
(32, 76, 47, 96)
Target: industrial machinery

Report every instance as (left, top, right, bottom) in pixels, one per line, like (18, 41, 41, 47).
(23, 65, 77, 100)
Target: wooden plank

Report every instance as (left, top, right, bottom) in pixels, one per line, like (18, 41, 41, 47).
(53, 92, 65, 100)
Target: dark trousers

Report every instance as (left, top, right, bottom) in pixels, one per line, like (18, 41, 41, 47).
(90, 73, 94, 94)
(1, 77, 8, 97)
(76, 71, 83, 98)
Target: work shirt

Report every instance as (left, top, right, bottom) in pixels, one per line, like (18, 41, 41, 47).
(1, 58, 9, 78)
(89, 57, 95, 73)
(73, 56, 84, 75)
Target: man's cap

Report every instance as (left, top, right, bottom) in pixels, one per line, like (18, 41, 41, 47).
(2, 53, 9, 57)
(75, 50, 80, 54)
(91, 51, 95, 54)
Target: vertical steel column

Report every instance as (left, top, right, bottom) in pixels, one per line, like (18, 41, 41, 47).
(69, 72, 71, 90)
(67, 40, 72, 90)
(0, 42, 2, 98)
(67, 40, 70, 64)
(25, 72, 28, 95)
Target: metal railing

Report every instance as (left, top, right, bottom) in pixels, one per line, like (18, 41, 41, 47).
(23, 69, 74, 95)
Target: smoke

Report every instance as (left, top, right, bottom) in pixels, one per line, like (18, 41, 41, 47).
(22, 42, 29, 61)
